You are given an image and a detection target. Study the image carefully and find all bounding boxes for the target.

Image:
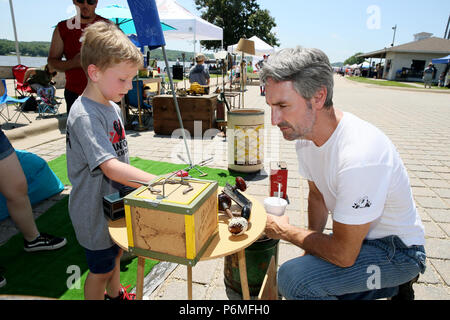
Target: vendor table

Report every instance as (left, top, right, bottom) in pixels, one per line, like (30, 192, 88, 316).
(152, 94, 218, 136)
(224, 91, 241, 109)
(108, 191, 267, 300)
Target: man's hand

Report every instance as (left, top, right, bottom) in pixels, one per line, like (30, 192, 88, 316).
(265, 211, 371, 267)
(264, 214, 290, 240)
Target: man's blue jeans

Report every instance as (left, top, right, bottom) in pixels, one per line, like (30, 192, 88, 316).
(277, 235, 426, 300)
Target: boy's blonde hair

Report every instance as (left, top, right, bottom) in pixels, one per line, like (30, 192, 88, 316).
(80, 21, 143, 73)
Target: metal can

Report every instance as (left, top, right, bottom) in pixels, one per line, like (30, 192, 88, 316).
(270, 161, 288, 199)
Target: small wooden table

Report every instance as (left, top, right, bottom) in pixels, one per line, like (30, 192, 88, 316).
(108, 192, 266, 300)
(224, 91, 241, 109)
(141, 77, 162, 95)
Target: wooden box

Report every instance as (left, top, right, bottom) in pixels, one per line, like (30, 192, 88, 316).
(123, 176, 218, 266)
(152, 94, 218, 136)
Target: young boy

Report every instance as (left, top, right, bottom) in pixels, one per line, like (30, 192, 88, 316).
(66, 21, 155, 300)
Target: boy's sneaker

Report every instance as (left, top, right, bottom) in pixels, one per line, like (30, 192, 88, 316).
(105, 284, 136, 300)
(24, 233, 67, 252)
(389, 275, 419, 301)
(0, 275, 6, 289)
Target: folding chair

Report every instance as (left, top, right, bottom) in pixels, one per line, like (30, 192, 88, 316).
(0, 79, 32, 127)
(127, 80, 153, 127)
(12, 64, 35, 97)
(0, 90, 10, 124)
(35, 86, 63, 119)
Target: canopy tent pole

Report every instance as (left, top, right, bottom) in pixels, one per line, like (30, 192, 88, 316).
(161, 45, 193, 166)
(127, 0, 194, 166)
(9, 0, 21, 65)
(194, 21, 197, 57)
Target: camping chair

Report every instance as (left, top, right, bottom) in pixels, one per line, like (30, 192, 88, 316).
(0, 79, 32, 127)
(35, 86, 63, 119)
(12, 64, 35, 97)
(127, 80, 153, 127)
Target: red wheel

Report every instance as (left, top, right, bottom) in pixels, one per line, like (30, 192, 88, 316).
(218, 193, 232, 211)
(235, 176, 247, 191)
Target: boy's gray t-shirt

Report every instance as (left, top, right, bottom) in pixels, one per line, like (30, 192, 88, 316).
(66, 96, 129, 251)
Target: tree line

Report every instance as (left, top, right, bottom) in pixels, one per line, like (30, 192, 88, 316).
(0, 39, 50, 57)
(0, 39, 212, 62)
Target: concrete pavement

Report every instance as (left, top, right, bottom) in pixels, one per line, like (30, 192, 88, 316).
(1, 75, 449, 300)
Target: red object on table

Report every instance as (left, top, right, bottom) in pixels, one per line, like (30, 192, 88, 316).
(175, 170, 189, 177)
(270, 161, 288, 199)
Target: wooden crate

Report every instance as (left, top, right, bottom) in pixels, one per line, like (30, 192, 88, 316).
(123, 176, 218, 266)
(152, 94, 218, 136)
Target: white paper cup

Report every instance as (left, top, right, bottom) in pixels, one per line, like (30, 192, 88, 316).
(264, 197, 288, 216)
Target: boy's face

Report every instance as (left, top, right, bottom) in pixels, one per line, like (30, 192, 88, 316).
(94, 61, 138, 103)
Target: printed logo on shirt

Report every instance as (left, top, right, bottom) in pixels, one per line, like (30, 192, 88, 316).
(352, 196, 372, 209)
(109, 119, 128, 157)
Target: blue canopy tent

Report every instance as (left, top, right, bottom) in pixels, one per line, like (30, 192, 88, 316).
(97, 4, 175, 53)
(127, 0, 192, 165)
(97, 4, 175, 35)
(432, 55, 450, 64)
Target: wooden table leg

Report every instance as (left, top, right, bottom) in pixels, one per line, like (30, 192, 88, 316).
(136, 256, 145, 300)
(237, 250, 250, 300)
(187, 265, 193, 300)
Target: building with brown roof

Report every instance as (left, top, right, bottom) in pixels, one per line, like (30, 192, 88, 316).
(359, 34, 450, 82)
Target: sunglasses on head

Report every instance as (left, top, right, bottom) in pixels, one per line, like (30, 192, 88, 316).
(75, 0, 97, 5)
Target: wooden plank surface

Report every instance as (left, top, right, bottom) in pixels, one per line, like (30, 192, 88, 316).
(153, 119, 217, 136)
(198, 192, 266, 260)
(152, 94, 218, 135)
(131, 206, 186, 257)
(257, 256, 278, 300)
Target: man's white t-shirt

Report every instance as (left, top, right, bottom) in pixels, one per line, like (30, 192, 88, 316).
(296, 112, 425, 246)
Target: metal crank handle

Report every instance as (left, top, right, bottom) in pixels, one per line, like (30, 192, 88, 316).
(128, 179, 150, 186)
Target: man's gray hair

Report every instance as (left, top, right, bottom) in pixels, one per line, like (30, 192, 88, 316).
(260, 47, 334, 108)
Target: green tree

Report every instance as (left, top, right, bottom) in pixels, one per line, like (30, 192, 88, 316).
(343, 52, 365, 65)
(194, 0, 279, 51)
(0, 39, 50, 57)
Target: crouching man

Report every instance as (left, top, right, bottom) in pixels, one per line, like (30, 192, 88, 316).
(261, 47, 426, 300)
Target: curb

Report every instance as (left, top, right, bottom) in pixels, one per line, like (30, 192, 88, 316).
(4, 115, 67, 143)
(343, 77, 450, 94)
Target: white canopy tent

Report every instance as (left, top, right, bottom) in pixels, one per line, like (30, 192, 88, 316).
(156, 0, 223, 55)
(358, 61, 371, 68)
(227, 35, 275, 56)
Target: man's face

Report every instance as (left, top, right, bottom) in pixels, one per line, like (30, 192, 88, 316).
(95, 61, 138, 103)
(73, 0, 98, 20)
(265, 78, 316, 141)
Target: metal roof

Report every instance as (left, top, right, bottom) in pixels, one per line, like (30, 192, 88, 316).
(359, 37, 450, 58)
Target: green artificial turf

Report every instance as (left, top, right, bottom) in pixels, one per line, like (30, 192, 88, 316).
(0, 155, 245, 299)
(47, 154, 244, 188)
(0, 196, 158, 299)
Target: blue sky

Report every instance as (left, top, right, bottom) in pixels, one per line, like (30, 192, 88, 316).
(1, 0, 449, 62)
